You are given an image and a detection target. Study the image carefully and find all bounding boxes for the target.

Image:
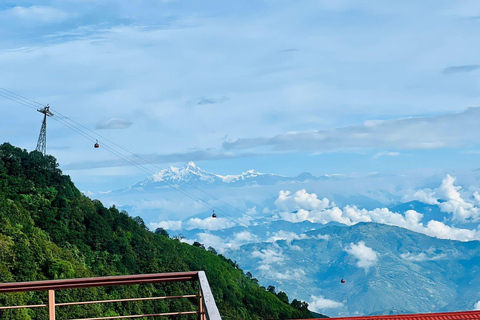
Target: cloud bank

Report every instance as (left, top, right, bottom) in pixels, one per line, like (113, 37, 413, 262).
(400, 252, 447, 262)
(475, 300, 480, 310)
(274, 175, 480, 241)
(223, 108, 480, 153)
(309, 295, 343, 311)
(442, 65, 480, 75)
(345, 241, 378, 270)
(96, 118, 133, 130)
(1, 5, 70, 25)
(403, 174, 480, 222)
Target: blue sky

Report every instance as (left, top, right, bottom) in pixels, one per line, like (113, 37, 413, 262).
(1, 0, 480, 192)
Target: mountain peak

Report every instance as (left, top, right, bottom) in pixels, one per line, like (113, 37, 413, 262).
(121, 162, 320, 191)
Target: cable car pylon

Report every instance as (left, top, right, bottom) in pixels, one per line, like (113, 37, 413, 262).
(35, 104, 54, 155)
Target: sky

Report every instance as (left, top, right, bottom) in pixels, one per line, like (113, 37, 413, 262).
(1, 0, 480, 192)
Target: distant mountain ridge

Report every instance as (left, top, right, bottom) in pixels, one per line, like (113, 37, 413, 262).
(180, 221, 480, 317)
(117, 161, 335, 192)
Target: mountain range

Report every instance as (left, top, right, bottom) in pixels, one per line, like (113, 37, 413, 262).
(116, 161, 336, 192)
(97, 162, 397, 222)
(175, 221, 480, 316)
(91, 161, 480, 316)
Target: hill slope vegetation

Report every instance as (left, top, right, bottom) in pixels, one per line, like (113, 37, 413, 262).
(0, 143, 316, 320)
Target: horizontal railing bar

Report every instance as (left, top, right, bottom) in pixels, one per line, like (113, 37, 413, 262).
(0, 277, 195, 293)
(0, 272, 199, 293)
(66, 310, 200, 320)
(0, 271, 222, 319)
(57, 294, 200, 306)
(0, 303, 47, 310)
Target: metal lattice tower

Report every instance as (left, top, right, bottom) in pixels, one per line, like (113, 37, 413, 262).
(35, 104, 54, 155)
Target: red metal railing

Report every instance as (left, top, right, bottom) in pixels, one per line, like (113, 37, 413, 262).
(0, 271, 222, 320)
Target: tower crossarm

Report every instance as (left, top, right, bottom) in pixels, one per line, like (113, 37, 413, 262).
(37, 104, 54, 117)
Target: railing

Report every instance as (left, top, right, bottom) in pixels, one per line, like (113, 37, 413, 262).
(0, 271, 222, 320)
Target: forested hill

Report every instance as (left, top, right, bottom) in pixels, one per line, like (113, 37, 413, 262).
(0, 143, 317, 320)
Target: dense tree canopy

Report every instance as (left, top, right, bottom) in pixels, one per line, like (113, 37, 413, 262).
(0, 143, 318, 320)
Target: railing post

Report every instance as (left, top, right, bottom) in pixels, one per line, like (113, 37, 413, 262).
(199, 285, 205, 320)
(48, 289, 55, 320)
(198, 271, 221, 320)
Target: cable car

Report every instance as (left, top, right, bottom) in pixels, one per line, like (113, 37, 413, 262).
(341, 278, 346, 284)
(94, 140, 99, 148)
(212, 210, 217, 218)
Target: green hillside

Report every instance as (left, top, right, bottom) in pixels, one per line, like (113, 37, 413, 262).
(0, 143, 316, 320)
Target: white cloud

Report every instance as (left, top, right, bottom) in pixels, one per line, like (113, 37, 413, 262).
(278, 207, 352, 225)
(423, 220, 479, 241)
(402, 189, 439, 205)
(275, 189, 331, 212)
(273, 174, 480, 242)
(436, 175, 480, 222)
(236, 207, 257, 226)
(474, 300, 480, 310)
(194, 232, 257, 254)
(2, 6, 70, 25)
(259, 268, 306, 281)
(266, 230, 310, 244)
(96, 118, 133, 130)
(403, 175, 480, 222)
(149, 220, 183, 231)
(233, 231, 258, 243)
(81, 190, 95, 197)
(224, 108, 480, 153)
(132, 198, 204, 217)
(186, 217, 235, 231)
(400, 250, 447, 262)
(314, 234, 330, 241)
(196, 233, 225, 252)
(309, 295, 343, 311)
(345, 241, 378, 270)
(372, 151, 400, 159)
(252, 247, 285, 266)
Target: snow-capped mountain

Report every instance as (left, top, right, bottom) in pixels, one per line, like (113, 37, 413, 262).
(116, 161, 327, 192)
(97, 162, 423, 222)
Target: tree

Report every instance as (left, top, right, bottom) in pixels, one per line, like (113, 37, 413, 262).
(291, 299, 309, 310)
(277, 291, 289, 304)
(193, 241, 205, 250)
(133, 216, 147, 230)
(172, 234, 185, 241)
(267, 285, 276, 294)
(154, 227, 169, 238)
(207, 246, 217, 255)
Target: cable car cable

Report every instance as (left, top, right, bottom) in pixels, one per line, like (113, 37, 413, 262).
(0, 86, 274, 227)
(0, 89, 324, 272)
(0, 88, 335, 283)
